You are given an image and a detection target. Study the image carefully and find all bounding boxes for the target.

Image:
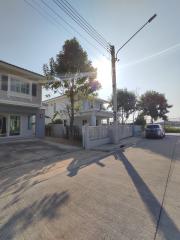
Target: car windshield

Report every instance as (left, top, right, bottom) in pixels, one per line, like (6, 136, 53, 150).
(147, 125, 160, 129)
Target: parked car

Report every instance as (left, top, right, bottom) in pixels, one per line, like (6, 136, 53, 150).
(145, 124, 165, 138)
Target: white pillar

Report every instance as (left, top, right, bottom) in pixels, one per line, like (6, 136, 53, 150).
(90, 112, 96, 126)
(35, 109, 45, 138)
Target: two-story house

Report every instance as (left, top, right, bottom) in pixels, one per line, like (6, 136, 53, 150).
(43, 95, 113, 126)
(0, 60, 45, 140)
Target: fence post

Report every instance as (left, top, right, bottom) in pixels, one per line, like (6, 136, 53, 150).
(82, 125, 89, 149)
(112, 123, 119, 144)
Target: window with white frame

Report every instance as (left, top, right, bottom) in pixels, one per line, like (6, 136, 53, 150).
(10, 78, 30, 95)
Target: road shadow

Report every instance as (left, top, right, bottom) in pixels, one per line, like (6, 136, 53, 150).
(0, 191, 69, 240)
(0, 141, 76, 201)
(0, 141, 106, 214)
(133, 134, 179, 160)
(67, 155, 106, 177)
(114, 150, 180, 239)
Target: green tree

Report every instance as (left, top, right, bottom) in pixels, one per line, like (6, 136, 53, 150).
(110, 89, 137, 124)
(134, 113, 146, 127)
(138, 90, 172, 123)
(43, 38, 101, 128)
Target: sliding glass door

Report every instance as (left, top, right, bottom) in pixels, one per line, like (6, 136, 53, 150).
(0, 116, 7, 137)
(10, 115, 20, 136)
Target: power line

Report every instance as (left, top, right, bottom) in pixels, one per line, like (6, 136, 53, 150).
(62, 0, 110, 47)
(53, 0, 110, 52)
(25, 0, 71, 36)
(24, 0, 110, 59)
(24, 0, 65, 32)
(37, 0, 109, 58)
(54, 0, 110, 52)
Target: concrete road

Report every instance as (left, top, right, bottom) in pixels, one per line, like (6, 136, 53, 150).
(0, 135, 180, 240)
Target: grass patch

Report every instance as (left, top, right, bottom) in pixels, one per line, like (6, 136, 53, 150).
(164, 126, 180, 133)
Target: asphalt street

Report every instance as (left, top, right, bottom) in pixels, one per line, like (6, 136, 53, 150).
(0, 134, 179, 240)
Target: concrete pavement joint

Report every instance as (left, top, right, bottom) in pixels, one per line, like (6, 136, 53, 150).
(153, 135, 179, 240)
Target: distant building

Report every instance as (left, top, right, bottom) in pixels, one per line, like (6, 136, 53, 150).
(43, 95, 113, 126)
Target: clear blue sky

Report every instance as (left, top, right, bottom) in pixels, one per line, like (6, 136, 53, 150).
(0, 0, 180, 118)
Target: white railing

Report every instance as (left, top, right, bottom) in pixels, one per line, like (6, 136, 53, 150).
(117, 125, 132, 140)
(89, 125, 110, 140)
(82, 124, 133, 149)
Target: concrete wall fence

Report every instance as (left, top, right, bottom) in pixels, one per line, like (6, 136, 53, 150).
(82, 124, 134, 149)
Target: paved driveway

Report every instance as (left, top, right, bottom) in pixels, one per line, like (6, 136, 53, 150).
(0, 135, 180, 240)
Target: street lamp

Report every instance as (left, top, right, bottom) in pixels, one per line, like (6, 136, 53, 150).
(111, 14, 157, 124)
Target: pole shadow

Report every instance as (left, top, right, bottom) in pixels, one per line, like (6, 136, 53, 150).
(67, 155, 106, 177)
(114, 150, 180, 240)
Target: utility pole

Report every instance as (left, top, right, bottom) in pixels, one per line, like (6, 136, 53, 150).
(110, 14, 157, 125)
(110, 45, 117, 123)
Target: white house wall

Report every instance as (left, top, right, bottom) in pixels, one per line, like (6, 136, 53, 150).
(45, 97, 69, 124)
(0, 113, 34, 138)
(44, 97, 112, 126)
(0, 73, 41, 106)
(20, 114, 34, 138)
(0, 61, 45, 139)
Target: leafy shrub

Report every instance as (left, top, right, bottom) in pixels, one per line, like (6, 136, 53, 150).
(53, 118, 63, 124)
(134, 114, 146, 127)
(164, 126, 180, 133)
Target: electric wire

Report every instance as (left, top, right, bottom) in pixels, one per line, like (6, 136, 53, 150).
(39, 0, 110, 58)
(24, 0, 67, 33)
(26, 0, 72, 36)
(24, 0, 110, 59)
(54, 0, 110, 52)
(62, 0, 110, 47)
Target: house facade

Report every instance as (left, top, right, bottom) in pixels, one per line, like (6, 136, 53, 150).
(43, 95, 113, 126)
(0, 60, 45, 139)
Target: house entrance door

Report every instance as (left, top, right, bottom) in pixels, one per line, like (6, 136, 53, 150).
(0, 116, 7, 137)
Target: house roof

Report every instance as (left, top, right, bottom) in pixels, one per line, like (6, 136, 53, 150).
(43, 95, 66, 103)
(0, 60, 44, 80)
(43, 95, 109, 104)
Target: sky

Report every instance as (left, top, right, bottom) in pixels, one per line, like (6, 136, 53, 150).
(0, 0, 180, 119)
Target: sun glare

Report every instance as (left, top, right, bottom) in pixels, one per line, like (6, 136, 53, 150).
(93, 57, 111, 86)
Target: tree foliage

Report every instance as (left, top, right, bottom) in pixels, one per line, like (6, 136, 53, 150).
(43, 38, 101, 128)
(111, 89, 137, 124)
(134, 113, 146, 127)
(138, 90, 172, 122)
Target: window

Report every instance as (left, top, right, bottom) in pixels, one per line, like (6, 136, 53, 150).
(10, 115, 20, 136)
(0, 116, 7, 136)
(1, 75, 8, 91)
(21, 82, 29, 94)
(11, 78, 30, 95)
(32, 83, 37, 96)
(147, 124, 160, 129)
(82, 120, 87, 125)
(28, 116, 32, 130)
